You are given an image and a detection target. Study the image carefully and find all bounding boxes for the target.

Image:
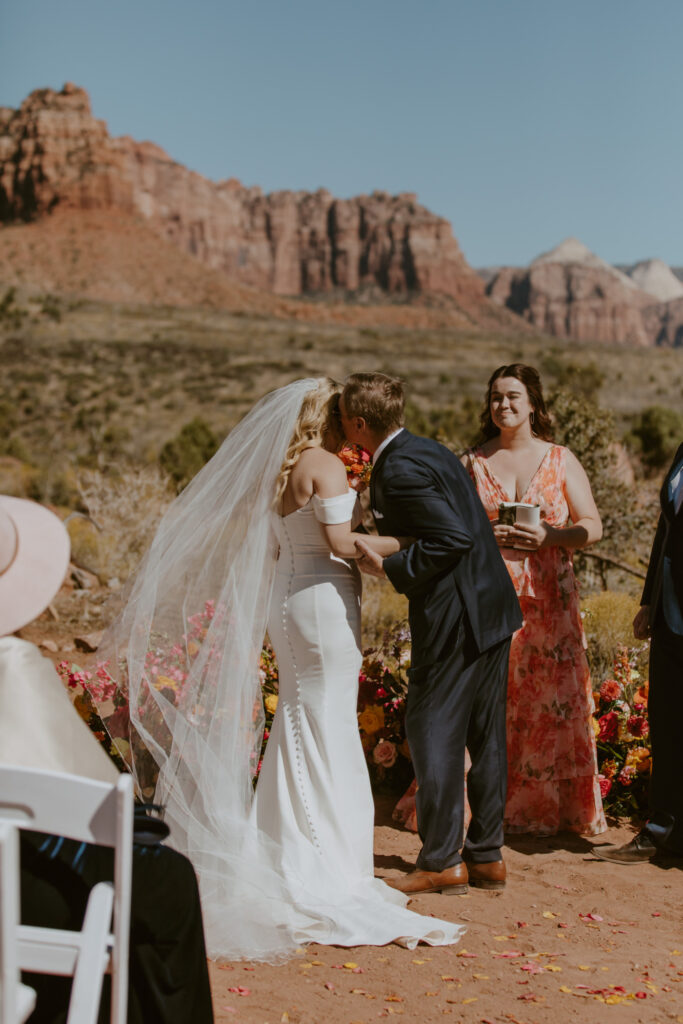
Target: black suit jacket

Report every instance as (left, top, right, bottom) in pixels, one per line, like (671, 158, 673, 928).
(371, 430, 522, 666)
(642, 442, 683, 636)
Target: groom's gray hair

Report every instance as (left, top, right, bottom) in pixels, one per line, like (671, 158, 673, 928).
(342, 372, 404, 434)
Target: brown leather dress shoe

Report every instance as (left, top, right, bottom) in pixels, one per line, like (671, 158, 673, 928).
(385, 863, 468, 896)
(467, 859, 506, 890)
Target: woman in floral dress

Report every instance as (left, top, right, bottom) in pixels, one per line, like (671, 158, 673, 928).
(464, 364, 607, 836)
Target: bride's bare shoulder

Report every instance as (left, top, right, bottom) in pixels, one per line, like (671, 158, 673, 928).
(294, 446, 344, 476)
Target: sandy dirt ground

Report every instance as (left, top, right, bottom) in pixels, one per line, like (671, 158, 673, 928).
(206, 795, 683, 1024)
(23, 595, 683, 1024)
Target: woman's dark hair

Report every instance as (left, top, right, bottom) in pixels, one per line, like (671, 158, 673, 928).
(478, 364, 554, 442)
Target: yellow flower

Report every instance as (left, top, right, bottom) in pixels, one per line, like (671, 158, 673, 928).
(187, 640, 199, 656)
(358, 705, 385, 735)
(112, 738, 130, 758)
(264, 694, 279, 715)
(592, 717, 600, 738)
(155, 674, 177, 691)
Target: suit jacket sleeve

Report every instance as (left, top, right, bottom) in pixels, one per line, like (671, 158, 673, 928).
(381, 462, 473, 595)
(641, 513, 665, 606)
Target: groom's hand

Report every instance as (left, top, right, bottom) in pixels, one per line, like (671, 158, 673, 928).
(354, 539, 387, 579)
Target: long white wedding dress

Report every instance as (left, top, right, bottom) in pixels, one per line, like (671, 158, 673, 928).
(97, 380, 464, 961)
(249, 489, 465, 950)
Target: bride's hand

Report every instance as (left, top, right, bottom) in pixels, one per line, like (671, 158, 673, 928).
(354, 538, 387, 578)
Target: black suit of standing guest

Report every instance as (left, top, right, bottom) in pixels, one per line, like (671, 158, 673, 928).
(370, 430, 523, 871)
(641, 441, 683, 853)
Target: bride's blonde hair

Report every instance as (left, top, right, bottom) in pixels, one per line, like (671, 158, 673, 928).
(275, 377, 342, 506)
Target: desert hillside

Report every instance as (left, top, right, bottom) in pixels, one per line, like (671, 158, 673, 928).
(0, 83, 499, 323)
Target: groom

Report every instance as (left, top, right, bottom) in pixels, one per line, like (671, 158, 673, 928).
(340, 372, 522, 894)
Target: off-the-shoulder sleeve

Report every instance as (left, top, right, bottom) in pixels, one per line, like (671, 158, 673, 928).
(311, 490, 357, 525)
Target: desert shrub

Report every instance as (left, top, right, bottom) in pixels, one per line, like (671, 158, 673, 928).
(626, 405, 683, 470)
(582, 590, 645, 680)
(0, 287, 27, 329)
(548, 390, 643, 575)
(159, 417, 218, 491)
(541, 356, 605, 401)
(40, 294, 62, 322)
(28, 465, 81, 507)
(0, 457, 38, 497)
(74, 465, 174, 583)
(404, 396, 480, 450)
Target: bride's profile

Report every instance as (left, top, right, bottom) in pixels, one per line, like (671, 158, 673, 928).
(97, 377, 464, 960)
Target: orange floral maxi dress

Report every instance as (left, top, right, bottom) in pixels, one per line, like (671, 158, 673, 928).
(466, 444, 606, 836)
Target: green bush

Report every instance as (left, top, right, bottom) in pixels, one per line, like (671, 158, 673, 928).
(548, 389, 643, 572)
(626, 405, 683, 470)
(159, 417, 218, 491)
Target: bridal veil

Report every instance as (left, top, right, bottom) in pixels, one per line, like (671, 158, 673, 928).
(97, 378, 331, 960)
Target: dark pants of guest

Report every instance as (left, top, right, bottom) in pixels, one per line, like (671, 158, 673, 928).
(20, 833, 214, 1024)
(647, 620, 683, 854)
(406, 610, 511, 871)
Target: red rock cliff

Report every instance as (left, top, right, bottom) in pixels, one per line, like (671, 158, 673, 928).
(0, 84, 484, 304)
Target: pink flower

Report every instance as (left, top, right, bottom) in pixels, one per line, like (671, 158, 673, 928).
(618, 764, 636, 786)
(627, 715, 649, 738)
(598, 774, 612, 798)
(597, 711, 620, 742)
(600, 679, 621, 701)
(372, 740, 397, 768)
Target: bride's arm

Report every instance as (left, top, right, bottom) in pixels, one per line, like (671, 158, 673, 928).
(313, 450, 402, 559)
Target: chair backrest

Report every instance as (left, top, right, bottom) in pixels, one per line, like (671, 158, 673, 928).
(0, 766, 134, 1024)
(0, 767, 128, 846)
(0, 820, 20, 1023)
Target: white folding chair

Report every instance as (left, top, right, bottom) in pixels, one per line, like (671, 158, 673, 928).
(0, 821, 36, 1024)
(0, 767, 133, 1024)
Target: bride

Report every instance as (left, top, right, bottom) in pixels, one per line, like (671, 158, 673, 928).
(98, 378, 464, 960)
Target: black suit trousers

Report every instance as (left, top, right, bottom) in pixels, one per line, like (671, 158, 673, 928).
(405, 611, 511, 871)
(648, 620, 683, 853)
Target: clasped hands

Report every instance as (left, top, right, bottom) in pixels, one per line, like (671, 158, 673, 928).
(354, 538, 387, 578)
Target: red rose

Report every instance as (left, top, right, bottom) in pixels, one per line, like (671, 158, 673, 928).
(597, 711, 619, 742)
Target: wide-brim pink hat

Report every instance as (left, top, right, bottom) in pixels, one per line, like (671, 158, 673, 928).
(0, 496, 71, 636)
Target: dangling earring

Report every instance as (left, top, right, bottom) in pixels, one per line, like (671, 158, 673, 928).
(530, 411, 535, 427)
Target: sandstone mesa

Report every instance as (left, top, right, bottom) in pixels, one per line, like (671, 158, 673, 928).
(0, 83, 484, 310)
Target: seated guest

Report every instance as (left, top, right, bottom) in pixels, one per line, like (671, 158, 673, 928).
(0, 495, 214, 1024)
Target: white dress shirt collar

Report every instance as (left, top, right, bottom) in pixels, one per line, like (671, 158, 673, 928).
(373, 428, 404, 465)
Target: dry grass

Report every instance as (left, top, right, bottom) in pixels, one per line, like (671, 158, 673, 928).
(69, 466, 174, 583)
(581, 589, 646, 679)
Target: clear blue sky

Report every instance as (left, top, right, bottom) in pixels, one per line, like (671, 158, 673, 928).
(2, 0, 682, 268)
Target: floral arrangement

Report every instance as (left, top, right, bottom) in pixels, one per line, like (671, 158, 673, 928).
(57, 660, 129, 772)
(59, 610, 654, 819)
(357, 623, 413, 789)
(256, 643, 280, 778)
(593, 646, 651, 817)
(338, 443, 372, 492)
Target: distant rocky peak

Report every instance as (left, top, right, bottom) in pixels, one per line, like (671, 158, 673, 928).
(532, 236, 638, 291)
(623, 259, 683, 303)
